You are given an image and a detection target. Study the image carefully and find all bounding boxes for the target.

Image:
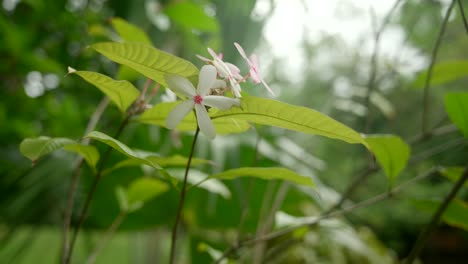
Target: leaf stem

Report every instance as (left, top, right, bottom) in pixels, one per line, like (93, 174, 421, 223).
(169, 126, 200, 264)
(404, 166, 468, 264)
(421, 0, 455, 134)
(458, 0, 468, 34)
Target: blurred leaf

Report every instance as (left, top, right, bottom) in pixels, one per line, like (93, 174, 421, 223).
(439, 167, 468, 189)
(138, 102, 251, 134)
(68, 69, 140, 113)
(208, 167, 314, 187)
(168, 169, 231, 199)
(63, 144, 100, 171)
(164, 2, 219, 32)
(197, 243, 225, 263)
(364, 135, 410, 182)
(444, 92, 468, 137)
(212, 96, 368, 147)
(353, 89, 395, 119)
(413, 199, 468, 231)
(19, 136, 75, 162)
(111, 17, 152, 44)
(126, 178, 169, 206)
(85, 131, 161, 169)
(91, 42, 199, 86)
(414, 61, 468, 88)
(115, 186, 129, 212)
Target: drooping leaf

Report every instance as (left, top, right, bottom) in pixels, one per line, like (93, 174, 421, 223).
(444, 92, 468, 137)
(126, 178, 169, 205)
(413, 199, 468, 232)
(91, 42, 199, 86)
(363, 135, 410, 182)
(208, 167, 314, 187)
(63, 144, 100, 171)
(115, 186, 129, 212)
(68, 69, 140, 113)
(85, 131, 161, 169)
(20, 136, 75, 162)
(164, 2, 219, 32)
(413, 61, 468, 88)
(167, 169, 231, 199)
(138, 102, 251, 134)
(104, 154, 211, 174)
(110, 17, 152, 45)
(439, 167, 468, 189)
(211, 96, 368, 147)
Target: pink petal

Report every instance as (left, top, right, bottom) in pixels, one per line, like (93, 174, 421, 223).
(234, 42, 248, 60)
(196, 54, 211, 62)
(195, 104, 216, 139)
(207, 48, 220, 59)
(261, 79, 275, 96)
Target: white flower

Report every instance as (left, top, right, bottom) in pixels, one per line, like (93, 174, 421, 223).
(197, 48, 243, 98)
(165, 65, 241, 139)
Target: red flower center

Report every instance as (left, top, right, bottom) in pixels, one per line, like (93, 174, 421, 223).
(194, 95, 203, 104)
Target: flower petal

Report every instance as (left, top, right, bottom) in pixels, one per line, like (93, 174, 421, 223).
(165, 75, 196, 98)
(229, 78, 242, 98)
(212, 80, 227, 90)
(207, 48, 220, 59)
(226, 63, 243, 79)
(234, 42, 249, 60)
(197, 65, 217, 96)
(195, 104, 216, 139)
(166, 100, 195, 129)
(204, 96, 241, 110)
(196, 54, 211, 62)
(261, 79, 275, 96)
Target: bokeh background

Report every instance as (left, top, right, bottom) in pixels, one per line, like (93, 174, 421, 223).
(1, 0, 468, 263)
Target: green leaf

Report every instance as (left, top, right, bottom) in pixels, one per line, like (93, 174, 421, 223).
(20, 136, 75, 162)
(126, 178, 169, 205)
(63, 144, 100, 171)
(85, 131, 161, 169)
(164, 2, 219, 32)
(110, 17, 152, 45)
(168, 169, 231, 199)
(208, 167, 314, 187)
(439, 167, 468, 189)
(68, 69, 140, 113)
(138, 102, 251, 134)
(91, 42, 199, 86)
(444, 92, 468, 137)
(104, 154, 211, 174)
(363, 135, 410, 182)
(414, 61, 468, 88)
(211, 96, 368, 147)
(115, 186, 129, 212)
(413, 199, 468, 232)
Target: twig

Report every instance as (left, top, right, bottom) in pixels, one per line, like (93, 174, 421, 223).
(85, 212, 127, 264)
(61, 97, 110, 264)
(404, 166, 468, 264)
(212, 167, 437, 263)
(457, 0, 468, 34)
(169, 127, 200, 264)
(421, 0, 456, 134)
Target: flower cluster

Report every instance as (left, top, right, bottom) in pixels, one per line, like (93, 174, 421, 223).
(165, 43, 273, 139)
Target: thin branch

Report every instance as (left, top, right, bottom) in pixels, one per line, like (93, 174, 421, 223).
(169, 127, 200, 264)
(404, 166, 468, 264)
(421, 0, 456, 134)
(457, 0, 468, 34)
(61, 97, 110, 264)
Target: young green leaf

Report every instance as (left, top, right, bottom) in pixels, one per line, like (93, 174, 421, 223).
(438, 167, 468, 189)
(115, 186, 129, 212)
(208, 167, 314, 187)
(20, 136, 75, 162)
(126, 178, 169, 206)
(444, 92, 468, 137)
(68, 68, 140, 113)
(110, 17, 152, 45)
(85, 131, 161, 169)
(164, 2, 219, 32)
(363, 135, 410, 182)
(413, 199, 468, 232)
(413, 61, 468, 88)
(63, 144, 100, 171)
(91, 42, 199, 86)
(138, 102, 250, 134)
(211, 96, 368, 147)
(167, 169, 231, 199)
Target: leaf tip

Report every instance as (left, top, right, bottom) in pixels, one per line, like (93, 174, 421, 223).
(67, 66, 77, 74)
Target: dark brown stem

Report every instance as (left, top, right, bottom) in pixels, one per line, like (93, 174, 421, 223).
(404, 166, 468, 264)
(169, 127, 200, 264)
(422, 0, 455, 134)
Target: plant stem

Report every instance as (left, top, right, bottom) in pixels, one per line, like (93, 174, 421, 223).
(85, 212, 127, 264)
(421, 0, 455, 134)
(404, 166, 468, 264)
(169, 127, 200, 264)
(458, 0, 468, 33)
(64, 115, 131, 264)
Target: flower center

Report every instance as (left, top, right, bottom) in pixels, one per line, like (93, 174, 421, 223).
(193, 95, 203, 104)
